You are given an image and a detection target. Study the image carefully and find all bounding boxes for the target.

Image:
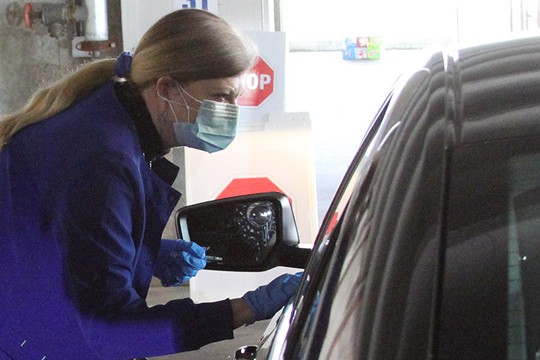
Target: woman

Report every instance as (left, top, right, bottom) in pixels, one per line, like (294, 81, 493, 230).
(0, 9, 301, 359)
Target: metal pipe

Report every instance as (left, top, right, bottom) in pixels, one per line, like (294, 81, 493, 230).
(84, 0, 108, 41)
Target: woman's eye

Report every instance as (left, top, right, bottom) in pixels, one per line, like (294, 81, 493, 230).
(213, 94, 231, 102)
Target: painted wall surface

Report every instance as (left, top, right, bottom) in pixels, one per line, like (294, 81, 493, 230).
(0, 0, 123, 116)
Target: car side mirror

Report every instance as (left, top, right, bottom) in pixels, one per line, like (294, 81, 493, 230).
(175, 192, 310, 271)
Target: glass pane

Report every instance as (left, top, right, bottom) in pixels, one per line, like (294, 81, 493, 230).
(440, 137, 540, 360)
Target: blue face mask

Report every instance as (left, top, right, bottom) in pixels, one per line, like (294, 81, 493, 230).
(158, 82, 240, 153)
(174, 100, 239, 153)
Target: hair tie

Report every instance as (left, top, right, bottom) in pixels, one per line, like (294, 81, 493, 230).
(115, 51, 133, 78)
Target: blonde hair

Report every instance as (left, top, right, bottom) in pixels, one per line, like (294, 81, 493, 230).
(0, 9, 256, 150)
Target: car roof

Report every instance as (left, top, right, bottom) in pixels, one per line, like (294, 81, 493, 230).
(434, 35, 540, 145)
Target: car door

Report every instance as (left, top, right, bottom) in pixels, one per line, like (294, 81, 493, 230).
(271, 56, 449, 359)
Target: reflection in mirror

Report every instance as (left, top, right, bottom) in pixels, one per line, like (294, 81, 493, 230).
(178, 199, 278, 266)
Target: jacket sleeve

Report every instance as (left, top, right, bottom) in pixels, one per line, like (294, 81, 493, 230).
(59, 153, 234, 358)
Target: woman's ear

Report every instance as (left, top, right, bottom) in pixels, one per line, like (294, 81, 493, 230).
(142, 77, 175, 122)
(155, 76, 178, 99)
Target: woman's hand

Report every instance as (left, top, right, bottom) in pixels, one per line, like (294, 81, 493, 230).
(154, 239, 207, 286)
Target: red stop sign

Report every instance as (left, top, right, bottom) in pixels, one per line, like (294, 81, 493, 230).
(217, 177, 283, 199)
(216, 177, 292, 206)
(238, 56, 275, 107)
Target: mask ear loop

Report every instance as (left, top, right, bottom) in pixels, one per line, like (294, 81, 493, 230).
(156, 82, 197, 124)
(174, 81, 202, 124)
(156, 90, 181, 124)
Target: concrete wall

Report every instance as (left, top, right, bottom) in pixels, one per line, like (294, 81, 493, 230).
(0, 0, 122, 116)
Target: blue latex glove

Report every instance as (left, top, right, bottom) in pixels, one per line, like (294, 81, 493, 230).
(154, 239, 207, 287)
(242, 272, 303, 324)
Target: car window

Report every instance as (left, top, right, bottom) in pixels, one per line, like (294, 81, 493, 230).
(287, 90, 393, 359)
(438, 135, 540, 360)
(307, 118, 403, 360)
(258, 88, 393, 360)
(286, 68, 438, 360)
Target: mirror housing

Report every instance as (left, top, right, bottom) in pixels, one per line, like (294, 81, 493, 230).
(175, 192, 309, 271)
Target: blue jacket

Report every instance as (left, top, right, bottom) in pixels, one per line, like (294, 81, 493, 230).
(0, 82, 233, 359)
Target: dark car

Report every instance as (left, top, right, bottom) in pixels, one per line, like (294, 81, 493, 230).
(176, 35, 540, 359)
